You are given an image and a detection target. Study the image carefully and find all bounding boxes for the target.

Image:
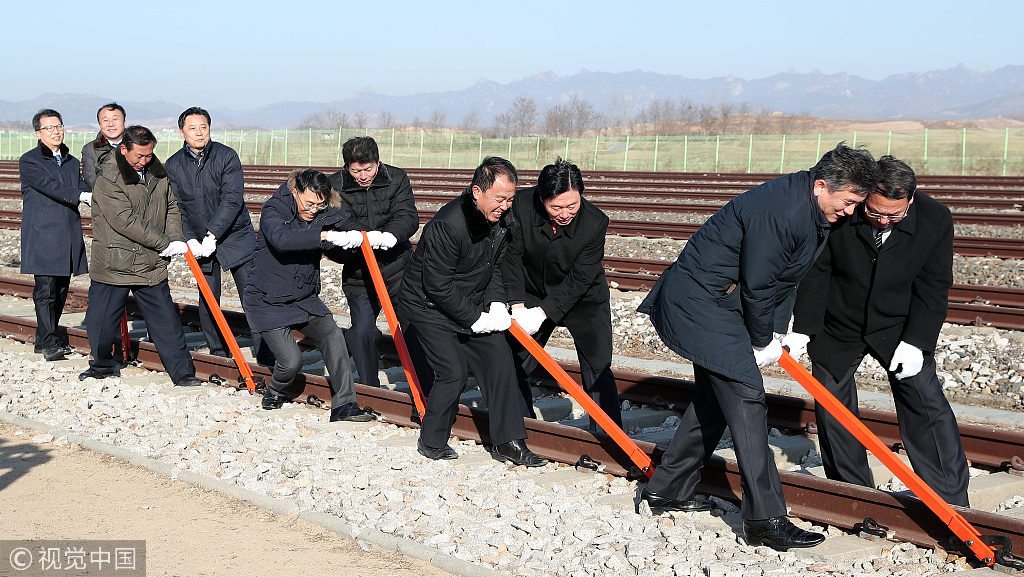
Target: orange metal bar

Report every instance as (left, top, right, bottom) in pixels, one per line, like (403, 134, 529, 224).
(358, 233, 427, 418)
(777, 350, 995, 565)
(508, 320, 654, 478)
(183, 249, 257, 394)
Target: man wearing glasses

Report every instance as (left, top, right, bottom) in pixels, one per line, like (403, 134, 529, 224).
(785, 155, 969, 507)
(19, 109, 90, 360)
(243, 168, 375, 422)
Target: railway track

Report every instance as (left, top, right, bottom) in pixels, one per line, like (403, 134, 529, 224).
(0, 275, 1023, 560)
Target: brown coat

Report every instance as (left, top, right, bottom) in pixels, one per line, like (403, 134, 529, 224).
(90, 148, 184, 286)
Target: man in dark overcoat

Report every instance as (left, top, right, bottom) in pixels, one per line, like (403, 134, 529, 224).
(501, 157, 621, 429)
(243, 168, 374, 422)
(397, 157, 547, 467)
(637, 143, 878, 551)
(785, 156, 969, 506)
(165, 107, 269, 364)
(19, 109, 90, 360)
(327, 137, 418, 388)
(81, 103, 126, 191)
(82, 125, 200, 387)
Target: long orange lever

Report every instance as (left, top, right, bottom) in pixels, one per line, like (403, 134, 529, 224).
(183, 249, 257, 393)
(777, 350, 997, 565)
(508, 320, 653, 478)
(359, 232, 427, 418)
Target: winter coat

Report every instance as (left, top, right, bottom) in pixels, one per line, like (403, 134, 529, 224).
(638, 170, 830, 383)
(90, 147, 184, 286)
(501, 185, 611, 346)
(792, 192, 952, 377)
(19, 141, 88, 276)
(242, 180, 364, 334)
(81, 133, 117, 191)
(397, 190, 508, 333)
(328, 163, 418, 295)
(166, 141, 256, 271)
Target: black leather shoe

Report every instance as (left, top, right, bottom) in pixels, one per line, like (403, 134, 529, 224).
(78, 366, 120, 381)
(639, 487, 715, 513)
(417, 439, 458, 460)
(743, 516, 825, 551)
(174, 376, 203, 387)
(262, 389, 287, 410)
(42, 347, 67, 361)
(329, 402, 375, 422)
(491, 439, 549, 467)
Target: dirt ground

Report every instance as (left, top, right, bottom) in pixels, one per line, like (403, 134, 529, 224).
(0, 421, 452, 577)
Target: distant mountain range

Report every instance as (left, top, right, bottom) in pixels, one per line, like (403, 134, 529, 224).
(3, 65, 1022, 131)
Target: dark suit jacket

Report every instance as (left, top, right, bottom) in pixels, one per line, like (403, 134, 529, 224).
(792, 192, 953, 377)
(19, 141, 88, 276)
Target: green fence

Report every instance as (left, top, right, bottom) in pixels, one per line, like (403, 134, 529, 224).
(4, 128, 1024, 176)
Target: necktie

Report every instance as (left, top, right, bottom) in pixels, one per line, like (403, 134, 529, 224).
(875, 229, 885, 250)
(54, 153, 62, 166)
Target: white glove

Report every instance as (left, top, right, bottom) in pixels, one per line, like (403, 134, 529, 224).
(471, 311, 494, 333)
(201, 233, 217, 257)
(889, 341, 924, 380)
(488, 302, 512, 331)
(186, 238, 203, 256)
(325, 230, 364, 250)
(79, 192, 92, 206)
(377, 231, 397, 249)
(366, 230, 399, 250)
(753, 338, 784, 367)
(781, 332, 811, 359)
(512, 306, 546, 335)
(159, 241, 188, 258)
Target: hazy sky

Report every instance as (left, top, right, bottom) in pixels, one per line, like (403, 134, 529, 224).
(4, 0, 1021, 110)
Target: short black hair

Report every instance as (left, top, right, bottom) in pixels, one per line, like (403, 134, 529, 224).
(293, 168, 332, 198)
(471, 157, 518, 193)
(122, 125, 157, 151)
(812, 142, 877, 196)
(536, 157, 583, 201)
(342, 136, 380, 166)
(875, 155, 916, 200)
(32, 109, 62, 131)
(96, 102, 125, 121)
(178, 106, 211, 130)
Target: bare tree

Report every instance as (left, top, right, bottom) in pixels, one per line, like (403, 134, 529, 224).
(376, 111, 397, 130)
(696, 104, 718, 135)
(677, 98, 698, 128)
(753, 107, 773, 135)
(718, 101, 736, 134)
(566, 93, 602, 137)
(543, 105, 571, 137)
(460, 109, 481, 132)
(511, 96, 538, 136)
(428, 108, 448, 131)
(295, 108, 350, 130)
(493, 110, 516, 138)
(354, 111, 370, 129)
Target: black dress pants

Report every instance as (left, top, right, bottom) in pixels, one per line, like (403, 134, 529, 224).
(33, 275, 70, 350)
(344, 290, 386, 388)
(647, 363, 787, 521)
(404, 321, 527, 449)
(258, 313, 357, 410)
(197, 257, 271, 364)
(85, 281, 195, 382)
(812, 353, 969, 506)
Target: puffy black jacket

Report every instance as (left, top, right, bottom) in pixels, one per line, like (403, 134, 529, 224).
(639, 170, 830, 382)
(328, 163, 418, 295)
(242, 181, 363, 334)
(166, 141, 256, 271)
(397, 191, 507, 333)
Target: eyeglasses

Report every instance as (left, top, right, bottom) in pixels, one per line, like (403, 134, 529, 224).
(864, 206, 910, 222)
(37, 124, 64, 134)
(299, 199, 326, 211)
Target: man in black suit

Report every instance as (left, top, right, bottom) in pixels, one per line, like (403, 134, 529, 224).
(501, 157, 622, 430)
(785, 155, 969, 506)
